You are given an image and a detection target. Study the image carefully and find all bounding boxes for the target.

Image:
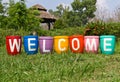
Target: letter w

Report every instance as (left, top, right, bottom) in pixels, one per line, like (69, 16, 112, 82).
(9, 39, 21, 52)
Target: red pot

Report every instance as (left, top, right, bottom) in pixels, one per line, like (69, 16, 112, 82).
(69, 35, 84, 53)
(6, 36, 22, 56)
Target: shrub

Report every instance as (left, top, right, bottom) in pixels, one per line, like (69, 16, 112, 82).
(107, 22, 120, 38)
(37, 29, 48, 36)
(54, 19, 68, 29)
(0, 28, 28, 46)
(48, 27, 85, 36)
(84, 21, 120, 40)
(84, 21, 109, 36)
(84, 21, 120, 36)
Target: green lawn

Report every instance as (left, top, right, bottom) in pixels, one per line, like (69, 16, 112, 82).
(0, 42, 120, 82)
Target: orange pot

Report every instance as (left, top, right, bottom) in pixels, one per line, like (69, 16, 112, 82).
(69, 35, 84, 53)
(54, 36, 69, 54)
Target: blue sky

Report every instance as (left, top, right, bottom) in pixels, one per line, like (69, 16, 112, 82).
(25, 0, 120, 12)
(97, 0, 120, 12)
(2, 0, 120, 11)
(2, 0, 120, 15)
(26, 0, 73, 10)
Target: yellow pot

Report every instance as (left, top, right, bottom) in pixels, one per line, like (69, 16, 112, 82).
(54, 36, 69, 54)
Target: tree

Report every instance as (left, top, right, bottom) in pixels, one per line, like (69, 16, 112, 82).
(7, 0, 40, 31)
(0, 0, 9, 28)
(52, 4, 70, 29)
(48, 9, 59, 18)
(71, 0, 97, 26)
(0, 0, 5, 28)
(52, 0, 97, 28)
(0, 0, 3, 13)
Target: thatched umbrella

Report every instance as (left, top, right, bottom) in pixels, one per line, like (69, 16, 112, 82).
(32, 4, 47, 11)
(32, 4, 56, 30)
(39, 11, 56, 22)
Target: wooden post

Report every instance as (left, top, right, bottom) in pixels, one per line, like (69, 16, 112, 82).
(48, 22, 51, 30)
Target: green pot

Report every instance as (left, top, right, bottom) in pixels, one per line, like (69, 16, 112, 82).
(100, 35, 116, 55)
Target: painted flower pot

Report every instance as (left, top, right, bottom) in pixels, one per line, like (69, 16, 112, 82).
(6, 36, 22, 55)
(23, 36, 38, 55)
(39, 36, 53, 54)
(69, 35, 84, 53)
(100, 35, 116, 55)
(54, 36, 69, 54)
(84, 36, 99, 53)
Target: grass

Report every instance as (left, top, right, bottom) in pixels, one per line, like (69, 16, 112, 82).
(0, 41, 120, 82)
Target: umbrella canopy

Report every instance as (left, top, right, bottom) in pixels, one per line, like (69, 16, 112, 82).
(32, 4, 56, 22)
(32, 4, 47, 11)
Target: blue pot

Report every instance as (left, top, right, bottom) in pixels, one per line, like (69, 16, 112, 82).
(23, 36, 38, 55)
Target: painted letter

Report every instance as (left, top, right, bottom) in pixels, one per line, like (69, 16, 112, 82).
(85, 39, 97, 51)
(58, 39, 66, 51)
(104, 38, 112, 51)
(9, 39, 21, 52)
(72, 38, 80, 51)
(43, 40, 50, 52)
(28, 38, 36, 51)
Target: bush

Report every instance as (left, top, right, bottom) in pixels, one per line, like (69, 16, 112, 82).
(107, 22, 120, 38)
(0, 28, 29, 47)
(54, 19, 68, 29)
(37, 29, 48, 36)
(84, 21, 120, 41)
(0, 27, 85, 46)
(84, 21, 120, 36)
(48, 27, 85, 36)
(84, 21, 109, 36)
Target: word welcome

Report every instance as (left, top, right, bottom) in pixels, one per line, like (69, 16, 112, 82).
(6, 35, 116, 55)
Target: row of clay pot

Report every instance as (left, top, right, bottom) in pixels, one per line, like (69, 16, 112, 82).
(6, 35, 116, 56)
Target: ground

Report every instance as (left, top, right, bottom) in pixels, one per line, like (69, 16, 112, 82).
(0, 42, 120, 82)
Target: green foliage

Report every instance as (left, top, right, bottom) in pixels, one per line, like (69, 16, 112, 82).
(0, 42, 120, 81)
(50, 0, 97, 28)
(54, 19, 68, 29)
(0, 3, 3, 28)
(0, 26, 85, 46)
(35, 28, 48, 36)
(26, 8, 41, 31)
(65, 11, 83, 27)
(0, 0, 3, 13)
(32, 10, 40, 16)
(106, 22, 120, 38)
(71, 0, 97, 26)
(0, 0, 8, 28)
(84, 21, 108, 36)
(7, 0, 27, 29)
(50, 4, 70, 29)
(0, 28, 28, 47)
(53, 0, 96, 27)
(0, 0, 40, 31)
(84, 21, 120, 39)
(48, 27, 85, 36)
